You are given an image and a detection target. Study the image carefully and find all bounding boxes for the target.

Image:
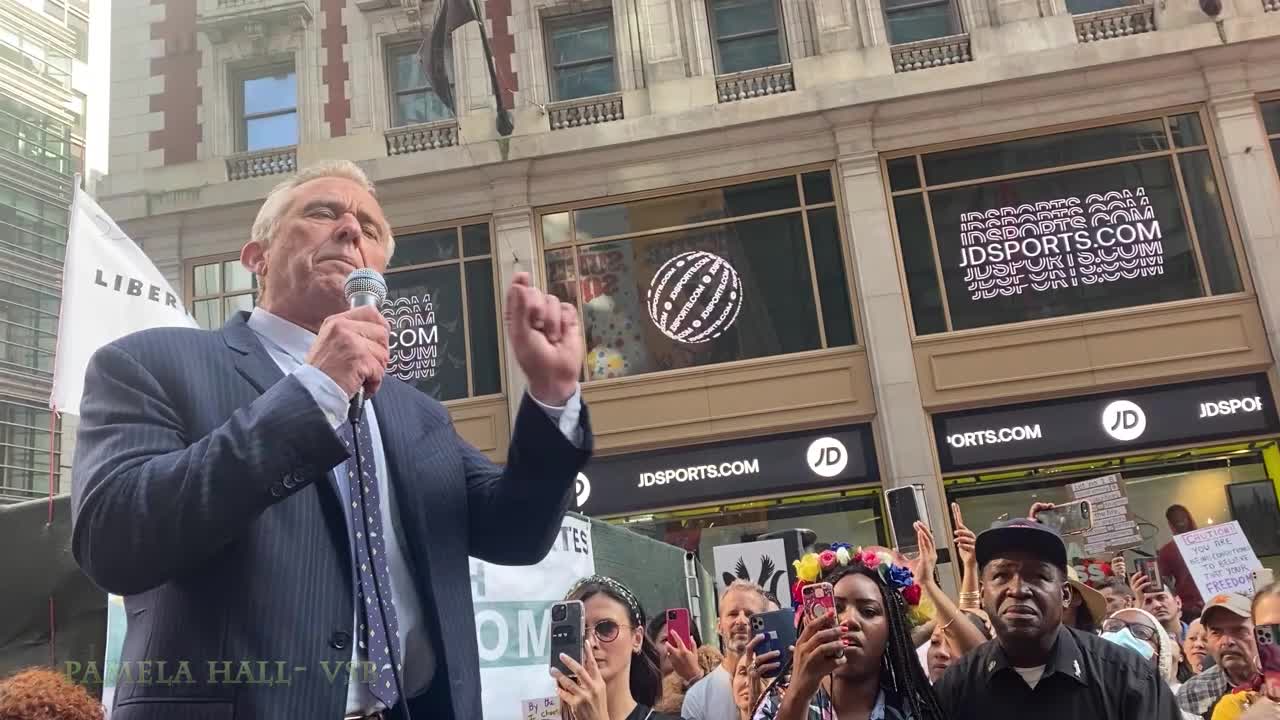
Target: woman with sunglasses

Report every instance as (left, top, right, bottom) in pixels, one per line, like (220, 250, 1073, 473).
(553, 576, 680, 720)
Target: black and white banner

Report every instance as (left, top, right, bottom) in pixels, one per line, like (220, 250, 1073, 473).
(575, 425, 877, 516)
(934, 374, 1279, 472)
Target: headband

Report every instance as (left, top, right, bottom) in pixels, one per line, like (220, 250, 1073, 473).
(792, 543, 934, 628)
(566, 575, 645, 625)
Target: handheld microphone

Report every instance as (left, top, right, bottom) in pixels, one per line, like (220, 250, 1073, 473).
(343, 268, 388, 423)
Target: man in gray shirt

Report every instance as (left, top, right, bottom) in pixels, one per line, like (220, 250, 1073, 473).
(683, 581, 770, 720)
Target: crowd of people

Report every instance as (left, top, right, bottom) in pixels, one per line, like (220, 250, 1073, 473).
(4, 498, 1278, 720)
(545, 503, 1279, 720)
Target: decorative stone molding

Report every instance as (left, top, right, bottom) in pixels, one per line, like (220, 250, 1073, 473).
(715, 64, 796, 103)
(1074, 5, 1155, 42)
(226, 146, 297, 180)
(547, 93, 624, 130)
(384, 120, 459, 155)
(890, 34, 973, 73)
(1265, 0, 1277, 12)
(197, 0, 316, 43)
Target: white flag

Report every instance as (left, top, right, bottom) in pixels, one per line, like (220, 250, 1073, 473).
(50, 187, 198, 416)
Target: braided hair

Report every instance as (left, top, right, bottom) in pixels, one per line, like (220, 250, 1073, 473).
(755, 564, 945, 720)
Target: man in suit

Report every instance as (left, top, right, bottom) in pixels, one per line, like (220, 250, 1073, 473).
(70, 160, 592, 720)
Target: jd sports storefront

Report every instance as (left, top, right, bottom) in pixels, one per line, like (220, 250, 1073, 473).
(937, 373, 1280, 576)
(575, 425, 888, 569)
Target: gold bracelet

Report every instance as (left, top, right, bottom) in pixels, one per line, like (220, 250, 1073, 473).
(959, 591, 980, 609)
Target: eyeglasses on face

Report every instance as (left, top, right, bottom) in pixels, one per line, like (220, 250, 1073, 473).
(586, 619, 632, 643)
(1102, 618, 1157, 642)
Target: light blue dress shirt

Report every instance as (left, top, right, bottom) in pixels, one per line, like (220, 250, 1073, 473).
(247, 308, 582, 714)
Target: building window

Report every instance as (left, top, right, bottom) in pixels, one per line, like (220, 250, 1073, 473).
(188, 256, 258, 330)
(0, 271, 59, 376)
(883, 0, 960, 44)
(539, 169, 856, 382)
(887, 110, 1244, 335)
(1063, 0, 1133, 12)
(236, 66, 297, 152)
(68, 11, 88, 63)
(0, 399, 59, 504)
(948, 447, 1272, 590)
(383, 221, 503, 402)
(544, 10, 617, 101)
(386, 42, 453, 127)
(1264, 99, 1280, 179)
(43, 0, 65, 21)
(707, 0, 786, 74)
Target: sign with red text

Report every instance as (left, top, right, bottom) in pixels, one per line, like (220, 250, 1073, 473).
(1174, 521, 1263, 598)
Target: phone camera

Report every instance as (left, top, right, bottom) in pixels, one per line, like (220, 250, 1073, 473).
(552, 605, 567, 622)
(668, 610, 677, 619)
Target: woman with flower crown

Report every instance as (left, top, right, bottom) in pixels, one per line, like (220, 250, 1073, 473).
(749, 528, 948, 720)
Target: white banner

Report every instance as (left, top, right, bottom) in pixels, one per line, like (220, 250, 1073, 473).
(51, 187, 197, 416)
(472, 515, 595, 720)
(713, 538, 790, 608)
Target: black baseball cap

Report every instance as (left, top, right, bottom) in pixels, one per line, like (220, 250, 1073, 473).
(976, 518, 1069, 570)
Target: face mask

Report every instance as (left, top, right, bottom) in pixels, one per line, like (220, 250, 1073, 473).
(1102, 628, 1155, 660)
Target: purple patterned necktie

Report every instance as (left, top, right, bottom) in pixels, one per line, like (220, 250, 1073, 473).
(338, 411, 401, 707)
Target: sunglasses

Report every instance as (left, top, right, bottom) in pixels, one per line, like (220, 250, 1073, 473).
(1101, 618, 1157, 642)
(586, 619, 632, 643)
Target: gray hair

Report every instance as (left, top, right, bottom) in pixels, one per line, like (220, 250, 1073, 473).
(720, 580, 769, 607)
(248, 160, 396, 258)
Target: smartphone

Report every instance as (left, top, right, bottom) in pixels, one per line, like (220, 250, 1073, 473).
(549, 600, 585, 677)
(1034, 500, 1093, 536)
(666, 608, 693, 649)
(750, 609, 797, 679)
(802, 582, 837, 626)
(1256, 623, 1280, 697)
(886, 485, 929, 555)
(1132, 557, 1164, 590)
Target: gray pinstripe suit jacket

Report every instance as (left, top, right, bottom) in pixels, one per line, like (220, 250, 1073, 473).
(70, 313, 592, 720)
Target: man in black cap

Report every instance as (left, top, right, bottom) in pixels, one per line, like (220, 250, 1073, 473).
(934, 518, 1181, 718)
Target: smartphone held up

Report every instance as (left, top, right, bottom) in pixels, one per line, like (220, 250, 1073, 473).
(548, 600, 584, 678)
(1033, 500, 1093, 536)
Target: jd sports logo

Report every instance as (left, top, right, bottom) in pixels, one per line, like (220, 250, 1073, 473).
(575, 473, 591, 508)
(1102, 400, 1147, 442)
(807, 437, 848, 478)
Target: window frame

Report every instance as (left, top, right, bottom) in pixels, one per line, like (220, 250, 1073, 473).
(542, 8, 619, 102)
(184, 253, 259, 330)
(233, 63, 299, 153)
(0, 398, 60, 503)
(385, 216, 507, 402)
(881, 105, 1251, 339)
(384, 40, 454, 128)
(705, 0, 789, 75)
(534, 164, 862, 386)
(882, 0, 962, 45)
(1262, 93, 1280, 181)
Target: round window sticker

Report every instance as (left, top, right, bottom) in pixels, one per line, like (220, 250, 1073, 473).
(646, 251, 743, 343)
(1101, 400, 1147, 442)
(574, 473, 591, 508)
(806, 437, 849, 478)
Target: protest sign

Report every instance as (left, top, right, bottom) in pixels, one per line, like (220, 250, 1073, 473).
(472, 515, 595, 720)
(1069, 474, 1143, 555)
(713, 538, 790, 608)
(1174, 521, 1263, 598)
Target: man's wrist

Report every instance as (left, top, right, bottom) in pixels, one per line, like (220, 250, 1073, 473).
(528, 381, 577, 408)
